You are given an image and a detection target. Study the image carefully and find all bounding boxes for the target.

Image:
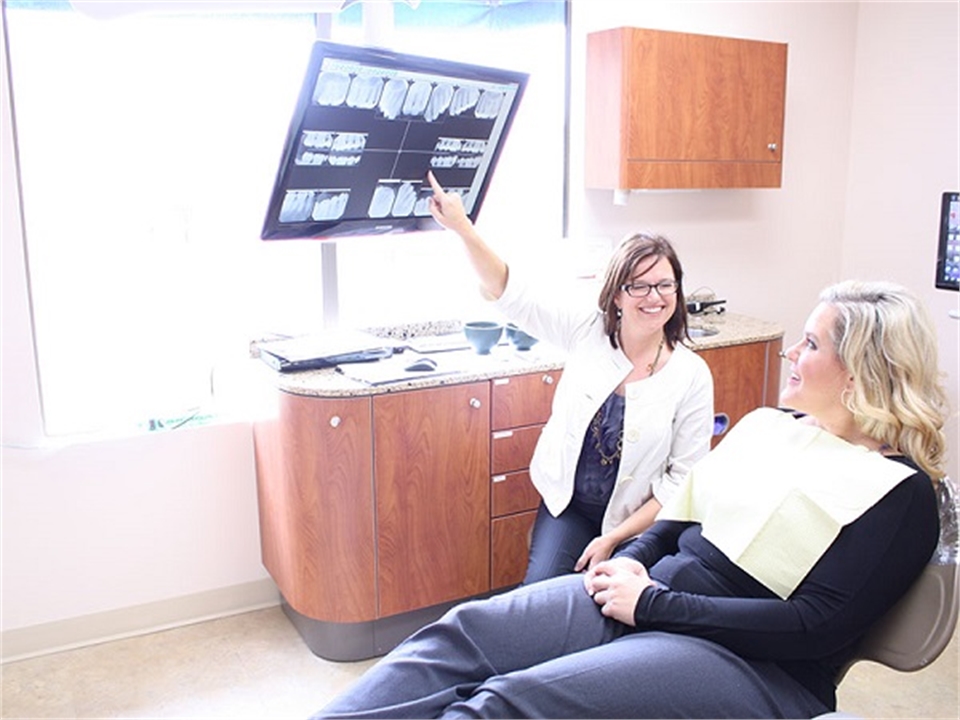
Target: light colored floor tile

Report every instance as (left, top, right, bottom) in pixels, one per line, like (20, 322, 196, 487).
(0, 607, 375, 720)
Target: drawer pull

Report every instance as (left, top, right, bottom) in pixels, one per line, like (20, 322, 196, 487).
(492, 430, 514, 440)
(493, 378, 511, 386)
(542, 374, 554, 385)
(470, 398, 482, 409)
(329, 415, 342, 428)
(493, 475, 508, 483)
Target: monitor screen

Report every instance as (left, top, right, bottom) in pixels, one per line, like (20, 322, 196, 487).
(936, 191, 959, 292)
(261, 41, 528, 240)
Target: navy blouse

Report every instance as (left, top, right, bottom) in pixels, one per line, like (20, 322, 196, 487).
(570, 391, 625, 525)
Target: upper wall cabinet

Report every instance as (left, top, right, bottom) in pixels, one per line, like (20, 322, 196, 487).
(585, 27, 788, 190)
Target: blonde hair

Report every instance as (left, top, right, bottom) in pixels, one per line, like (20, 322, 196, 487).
(820, 280, 948, 479)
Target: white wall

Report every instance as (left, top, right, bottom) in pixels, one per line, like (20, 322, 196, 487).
(2, 0, 958, 660)
(841, 0, 960, 482)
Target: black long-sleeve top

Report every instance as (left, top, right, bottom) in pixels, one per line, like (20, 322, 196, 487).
(615, 457, 939, 707)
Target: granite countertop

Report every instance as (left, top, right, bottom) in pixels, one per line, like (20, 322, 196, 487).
(686, 312, 785, 350)
(263, 313, 783, 398)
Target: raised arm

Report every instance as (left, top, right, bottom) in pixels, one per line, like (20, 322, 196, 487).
(427, 171, 508, 301)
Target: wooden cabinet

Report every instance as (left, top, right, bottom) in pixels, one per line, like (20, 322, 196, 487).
(254, 382, 494, 660)
(489, 371, 560, 588)
(253, 373, 551, 654)
(697, 338, 783, 445)
(253, 339, 780, 659)
(254, 392, 377, 624)
(585, 27, 788, 190)
(373, 382, 491, 616)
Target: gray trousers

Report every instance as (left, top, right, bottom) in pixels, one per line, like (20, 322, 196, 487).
(313, 575, 828, 719)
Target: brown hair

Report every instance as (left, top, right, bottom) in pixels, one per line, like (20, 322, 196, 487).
(598, 232, 689, 350)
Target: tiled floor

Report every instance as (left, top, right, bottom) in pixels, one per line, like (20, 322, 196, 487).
(1, 605, 957, 719)
(0, 608, 376, 720)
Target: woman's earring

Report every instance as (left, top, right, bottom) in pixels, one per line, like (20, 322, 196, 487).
(616, 307, 623, 319)
(840, 388, 854, 409)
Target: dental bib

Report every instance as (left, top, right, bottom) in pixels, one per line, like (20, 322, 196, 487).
(658, 407, 914, 598)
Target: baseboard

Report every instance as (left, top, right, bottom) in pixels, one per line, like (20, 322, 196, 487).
(0, 578, 280, 663)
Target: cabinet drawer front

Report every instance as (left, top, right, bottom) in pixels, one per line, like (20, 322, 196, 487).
(491, 510, 538, 589)
(491, 371, 560, 430)
(492, 470, 541, 517)
(491, 425, 542, 475)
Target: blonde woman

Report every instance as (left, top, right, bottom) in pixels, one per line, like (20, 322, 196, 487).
(316, 280, 948, 719)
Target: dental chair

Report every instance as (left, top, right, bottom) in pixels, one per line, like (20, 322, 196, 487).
(821, 477, 959, 719)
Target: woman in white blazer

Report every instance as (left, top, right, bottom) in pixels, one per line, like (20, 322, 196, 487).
(427, 173, 714, 583)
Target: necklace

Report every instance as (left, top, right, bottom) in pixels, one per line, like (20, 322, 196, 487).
(591, 404, 623, 466)
(646, 335, 666, 376)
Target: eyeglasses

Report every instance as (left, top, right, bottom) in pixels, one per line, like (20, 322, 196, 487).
(620, 280, 679, 298)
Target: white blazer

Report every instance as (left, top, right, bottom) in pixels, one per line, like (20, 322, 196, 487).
(493, 270, 715, 535)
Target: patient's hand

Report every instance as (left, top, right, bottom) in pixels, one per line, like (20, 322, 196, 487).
(583, 558, 653, 626)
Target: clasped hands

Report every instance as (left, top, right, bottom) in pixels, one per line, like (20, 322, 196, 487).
(583, 557, 656, 627)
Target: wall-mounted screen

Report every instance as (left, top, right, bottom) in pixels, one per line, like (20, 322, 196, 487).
(261, 41, 528, 240)
(936, 191, 959, 292)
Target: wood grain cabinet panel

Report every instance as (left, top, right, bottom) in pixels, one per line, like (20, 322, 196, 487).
(586, 27, 787, 189)
(253, 392, 377, 623)
(491, 470, 541, 517)
(491, 371, 560, 430)
(491, 425, 542, 475)
(697, 338, 782, 444)
(374, 382, 491, 617)
(491, 510, 538, 589)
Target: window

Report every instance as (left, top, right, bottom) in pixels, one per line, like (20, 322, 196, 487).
(4, 0, 567, 437)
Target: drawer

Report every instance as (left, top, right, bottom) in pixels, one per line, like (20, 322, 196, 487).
(491, 425, 542, 475)
(492, 470, 541, 517)
(491, 371, 561, 430)
(491, 509, 538, 589)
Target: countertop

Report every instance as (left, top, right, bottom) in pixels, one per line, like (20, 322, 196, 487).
(261, 313, 784, 399)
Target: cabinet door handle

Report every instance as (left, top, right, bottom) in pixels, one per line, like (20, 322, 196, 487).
(469, 398, 482, 409)
(542, 374, 555, 385)
(767, 142, 778, 152)
(329, 415, 342, 428)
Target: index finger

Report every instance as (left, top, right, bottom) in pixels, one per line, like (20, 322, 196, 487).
(426, 170, 443, 195)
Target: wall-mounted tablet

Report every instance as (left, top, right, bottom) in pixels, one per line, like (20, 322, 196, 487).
(261, 40, 528, 240)
(935, 191, 959, 292)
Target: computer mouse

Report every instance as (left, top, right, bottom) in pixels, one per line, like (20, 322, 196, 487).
(405, 358, 437, 372)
